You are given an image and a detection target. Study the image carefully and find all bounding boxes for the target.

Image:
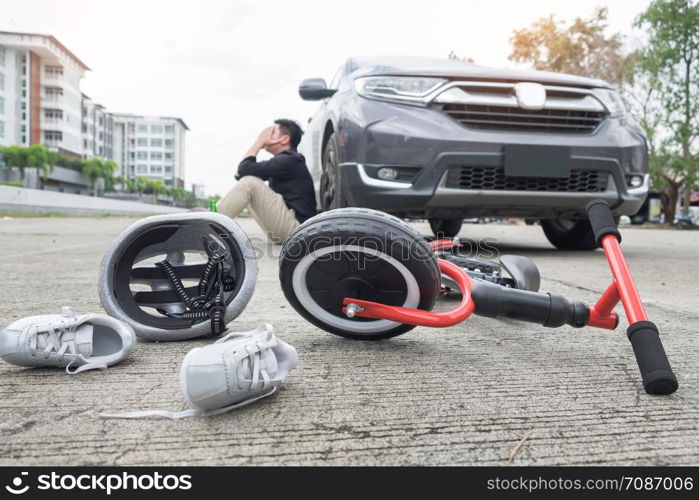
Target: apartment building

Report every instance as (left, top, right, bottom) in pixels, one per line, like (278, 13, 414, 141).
(0, 31, 87, 156)
(113, 114, 188, 188)
(82, 94, 114, 160)
(0, 31, 188, 192)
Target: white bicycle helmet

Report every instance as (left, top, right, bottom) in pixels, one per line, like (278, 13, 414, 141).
(99, 212, 257, 341)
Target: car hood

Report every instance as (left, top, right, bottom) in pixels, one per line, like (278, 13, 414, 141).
(349, 56, 611, 89)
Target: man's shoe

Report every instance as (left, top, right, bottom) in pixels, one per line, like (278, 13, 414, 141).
(0, 306, 136, 373)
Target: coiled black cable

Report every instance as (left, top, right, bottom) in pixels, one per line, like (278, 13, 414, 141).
(154, 253, 234, 335)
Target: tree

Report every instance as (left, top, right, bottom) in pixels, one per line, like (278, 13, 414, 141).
(635, 0, 699, 219)
(0, 144, 54, 182)
(509, 7, 636, 91)
(102, 160, 118, 192)
(169, 187, 189, 206)
(81, 157, 103, 195)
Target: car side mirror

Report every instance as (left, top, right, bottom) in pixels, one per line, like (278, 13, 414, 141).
(299, 78, 337, 101)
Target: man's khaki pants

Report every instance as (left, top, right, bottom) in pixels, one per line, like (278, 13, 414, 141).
(217, 176, 300, 242)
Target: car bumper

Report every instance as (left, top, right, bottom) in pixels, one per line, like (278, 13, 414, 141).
(341, 151, 649, 219)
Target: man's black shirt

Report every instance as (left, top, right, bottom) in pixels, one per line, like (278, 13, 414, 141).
(237, 149, 317, 223)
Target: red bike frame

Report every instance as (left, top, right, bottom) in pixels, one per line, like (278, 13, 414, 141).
(341, 236, 647, 332)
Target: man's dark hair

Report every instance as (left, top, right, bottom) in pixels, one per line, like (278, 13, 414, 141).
(275, 119, 303, 149)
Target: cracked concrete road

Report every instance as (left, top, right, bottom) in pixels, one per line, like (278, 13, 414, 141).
(0, 216, 697, 466)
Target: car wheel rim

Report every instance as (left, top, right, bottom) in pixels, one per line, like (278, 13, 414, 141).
(322, 146, 337, 210)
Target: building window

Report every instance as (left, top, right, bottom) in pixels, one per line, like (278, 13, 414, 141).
(128, 124, 135, 133)
(164, 179, 172, 186)
(45, 87, 63, 101)
(150, 138, 162, 147)
(0, 120, 4, 139)
(0, 47, 5, 66)
(164, 139, 173, 148)
(129, 138, 135, 147)
(0, 96, 4, 115)
(150, 125, 163, 134)
(137, 137, 148, 147)
(164, 152, 173, 160)
(164, 125, 174, 134)
(0, 72, 4, 90)
(44, 65, 64, 77)
(136, 151, 148, 160)
(137, 124, 148, 133)
(150, 152, 163, 160)
(164, 165, 173, 173)
(43, 130, 63, 143)
(44, 108, 63, 121)
(150, 165, 163, 174)
(136, 165, 148, 174)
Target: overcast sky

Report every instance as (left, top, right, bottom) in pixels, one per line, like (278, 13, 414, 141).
(2, 0, 650, 196)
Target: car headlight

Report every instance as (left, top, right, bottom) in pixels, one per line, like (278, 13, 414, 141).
(354, 76, 447, 104)
(593, 88, 626, 117)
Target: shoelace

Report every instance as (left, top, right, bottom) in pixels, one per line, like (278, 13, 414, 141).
(100, 331, 278, 419)
(216, 329, 277, 392)
(26, 321, 107, 374)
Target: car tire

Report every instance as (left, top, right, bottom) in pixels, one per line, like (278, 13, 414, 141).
(320, 132, 346, 211)
(540, 218, 600, 250)
(630, 214, 645, 225)
(279, 207, 441, 340)
(429, 218, 463, 239)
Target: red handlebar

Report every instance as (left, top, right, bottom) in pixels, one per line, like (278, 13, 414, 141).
(342, 258, 475, 328)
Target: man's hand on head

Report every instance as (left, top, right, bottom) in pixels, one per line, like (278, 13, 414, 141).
(256, 126, 279, 148)
(243, 124, 284, 162)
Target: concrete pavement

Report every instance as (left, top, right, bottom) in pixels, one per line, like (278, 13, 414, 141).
(0, 216, 697, 465)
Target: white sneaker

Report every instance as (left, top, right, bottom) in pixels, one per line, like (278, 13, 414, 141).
(101, 323, 298, 418)
(0, 306, 136, 374)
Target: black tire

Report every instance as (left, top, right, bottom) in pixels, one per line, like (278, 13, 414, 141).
(279, 208, 440, 340)
(429, 218, 463, 238)
(541, 218, 599, 250)
(630, 214, 645, 225)
(320, 132, 346, 211)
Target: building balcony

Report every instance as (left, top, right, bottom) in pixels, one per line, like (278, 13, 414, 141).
(42, 77, 65, 88)
(42, 117, 64, 126)
(41, 97, 65, 109)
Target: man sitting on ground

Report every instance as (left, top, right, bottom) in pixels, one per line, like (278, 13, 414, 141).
(217, 119, 316, 242)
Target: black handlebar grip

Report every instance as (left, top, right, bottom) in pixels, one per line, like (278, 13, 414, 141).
(627, 321, 678, 395)
(586, 199, 621, 247)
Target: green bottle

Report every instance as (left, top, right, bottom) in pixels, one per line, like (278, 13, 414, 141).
(209, 199, 217, 212)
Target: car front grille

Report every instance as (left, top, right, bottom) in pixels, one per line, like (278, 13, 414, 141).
(445, 166, 608, 192)
(441, 103, 605, 134)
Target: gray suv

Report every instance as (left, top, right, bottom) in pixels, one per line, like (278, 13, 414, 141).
(299, 56, 649, 250)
